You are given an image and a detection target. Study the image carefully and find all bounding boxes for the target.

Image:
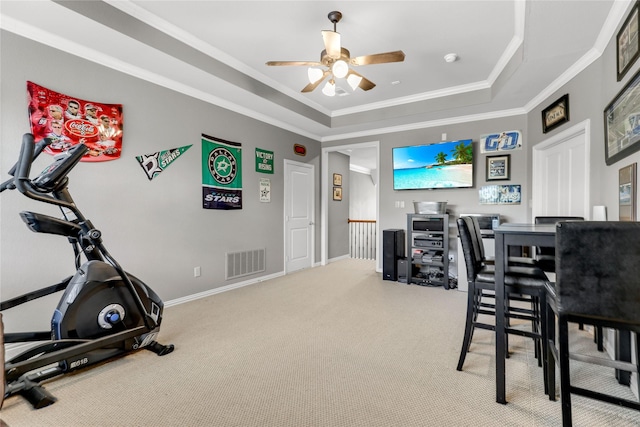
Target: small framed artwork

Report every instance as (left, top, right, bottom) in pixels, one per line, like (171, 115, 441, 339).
(619, 163, 637, 221)
(333, 186, 342, 201)
(617, 1, 640, 81)
(542, 94, 570, 133)
(333, 173, 342, 186)
(486, 154, 510, 181)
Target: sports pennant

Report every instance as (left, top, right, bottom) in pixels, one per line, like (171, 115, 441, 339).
(136, 145, 192, 181)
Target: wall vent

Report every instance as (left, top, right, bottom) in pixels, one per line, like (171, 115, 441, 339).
(226, 249, 266, 280)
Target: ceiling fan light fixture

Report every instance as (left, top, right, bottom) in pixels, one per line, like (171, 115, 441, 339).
(322, 80, 336, 96)
(332, 60, 349, 79)
(347, 74, 363, 90)
(308, 67, 324, 84)
(321, 30, 341, 59)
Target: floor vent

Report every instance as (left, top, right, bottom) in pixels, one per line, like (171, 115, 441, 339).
(226, 249, 266, 280)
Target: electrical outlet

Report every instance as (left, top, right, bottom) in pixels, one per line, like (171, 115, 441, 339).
(448, 254, 455, 262)
(194, 266, 201, 277)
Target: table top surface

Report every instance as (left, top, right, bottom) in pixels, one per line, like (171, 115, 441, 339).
(494, 223, 556, 234)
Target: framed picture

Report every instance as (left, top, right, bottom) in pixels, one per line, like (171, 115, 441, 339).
(617, 1, 640, 81)
(333, 173, 342, 186)
(604, 68, 640, 165)
(479, 185, 521, 205)
(619, 163, 637, 221)
(333, 186, 342, 201)
(486, 154, 510, 181)
(542, 94, 570, 133)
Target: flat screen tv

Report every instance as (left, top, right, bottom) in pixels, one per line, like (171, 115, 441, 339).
(392, 139, 473, 190)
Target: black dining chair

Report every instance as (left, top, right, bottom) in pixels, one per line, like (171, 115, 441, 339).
(468, 216, 537, 267)
(535, 216, 604, 351)
(546, 221, 640, 426)
(456, 216, 550, 378)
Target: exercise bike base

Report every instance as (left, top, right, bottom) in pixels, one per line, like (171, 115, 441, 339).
(146, 341, 175, 356)
(21, 384, 57, 409)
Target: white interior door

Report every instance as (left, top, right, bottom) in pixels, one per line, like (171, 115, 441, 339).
(284, 160, 314, 273)
(532, 120, 591, 219)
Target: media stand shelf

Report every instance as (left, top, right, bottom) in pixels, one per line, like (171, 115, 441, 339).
(407, 214, 449, 288)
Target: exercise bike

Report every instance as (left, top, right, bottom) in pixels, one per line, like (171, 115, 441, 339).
(1, 134, 174, 409)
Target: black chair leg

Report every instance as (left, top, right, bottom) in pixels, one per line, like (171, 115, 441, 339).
(457, 284, 478, 371)
(539, 293, 549, 396)
(595, 326, 603, 352)
(546, 303, 556, 400)
(559, 315, 573, 427)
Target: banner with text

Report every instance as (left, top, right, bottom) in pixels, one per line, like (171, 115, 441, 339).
(202, 134, 242, 210)
(255, 148, 274, 174)
(136, 145, 192, 181)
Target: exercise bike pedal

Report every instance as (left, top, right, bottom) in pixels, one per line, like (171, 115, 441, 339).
(146, 341, 175, 356)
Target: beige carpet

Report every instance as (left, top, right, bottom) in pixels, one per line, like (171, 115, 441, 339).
(2, 258, 640, 426)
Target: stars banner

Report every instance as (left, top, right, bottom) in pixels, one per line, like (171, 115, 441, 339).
(201, 134, 242, 210)
(136, 145, 192, 181)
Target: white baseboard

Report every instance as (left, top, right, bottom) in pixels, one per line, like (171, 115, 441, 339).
(164, 270, 285, 308)
(328, 254, 350, 264)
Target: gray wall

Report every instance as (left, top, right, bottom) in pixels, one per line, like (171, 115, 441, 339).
(327, 152, 350, 260)
(349, 171, 376, 220)
(0, 31, 319, 331)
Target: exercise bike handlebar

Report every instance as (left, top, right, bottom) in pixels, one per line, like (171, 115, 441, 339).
(14, 133, 88, 210)
(0, 135, 52, 193)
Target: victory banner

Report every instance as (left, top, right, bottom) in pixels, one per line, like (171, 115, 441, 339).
(202, 134, 242, 210)
(136, 145, 192, 181)
(27, 81, 123, 162)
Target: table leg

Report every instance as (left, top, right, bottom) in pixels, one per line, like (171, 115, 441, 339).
(495, 232, 507, 404)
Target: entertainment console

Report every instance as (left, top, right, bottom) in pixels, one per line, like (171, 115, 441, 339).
(406, 214, 449, 288)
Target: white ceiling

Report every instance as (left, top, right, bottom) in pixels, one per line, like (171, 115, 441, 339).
(0, 1, 629, 170)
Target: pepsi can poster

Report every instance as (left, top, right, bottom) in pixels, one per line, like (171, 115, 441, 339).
(202, 134, 243, 210)
(480, 130, 522, 153)
(27, 81, 123, 162)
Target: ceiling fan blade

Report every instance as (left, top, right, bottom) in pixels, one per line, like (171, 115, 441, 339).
(266, 61, 322, 67)
(350, 50, 406, 66)
(347, 69, 376, 91)
(301, 69, 330, 93)
(321, 30, 341, 59)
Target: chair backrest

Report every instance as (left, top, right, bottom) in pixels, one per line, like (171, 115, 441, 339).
(457, 216, 483, 281)
(555, 221, 640, 323)
(535, 216, 584, 256)
(468, 216, 487, 261)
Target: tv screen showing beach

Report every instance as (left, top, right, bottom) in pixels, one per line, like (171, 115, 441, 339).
(392, 139, 474, 190)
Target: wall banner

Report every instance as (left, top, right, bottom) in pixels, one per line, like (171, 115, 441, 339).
(255, 148, 274, 174)
(136, 145, 192, 181)
(27, 81, 123, 162)
(202, 133, 242, 210)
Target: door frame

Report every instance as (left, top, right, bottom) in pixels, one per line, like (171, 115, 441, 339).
(283, 159, 315, 274)
(321, 141, 380, 270)
(532, 118, 591, 219)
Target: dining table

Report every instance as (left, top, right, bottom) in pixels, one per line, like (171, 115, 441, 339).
(493, 222, 556, 404)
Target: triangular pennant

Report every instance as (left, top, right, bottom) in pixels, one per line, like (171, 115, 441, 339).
(136, 145, 192, 180)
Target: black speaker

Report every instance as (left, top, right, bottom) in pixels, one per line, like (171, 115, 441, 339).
(383, 229, 405, 281)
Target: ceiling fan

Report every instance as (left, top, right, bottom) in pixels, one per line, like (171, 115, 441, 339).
(265, 11, 405, 96)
